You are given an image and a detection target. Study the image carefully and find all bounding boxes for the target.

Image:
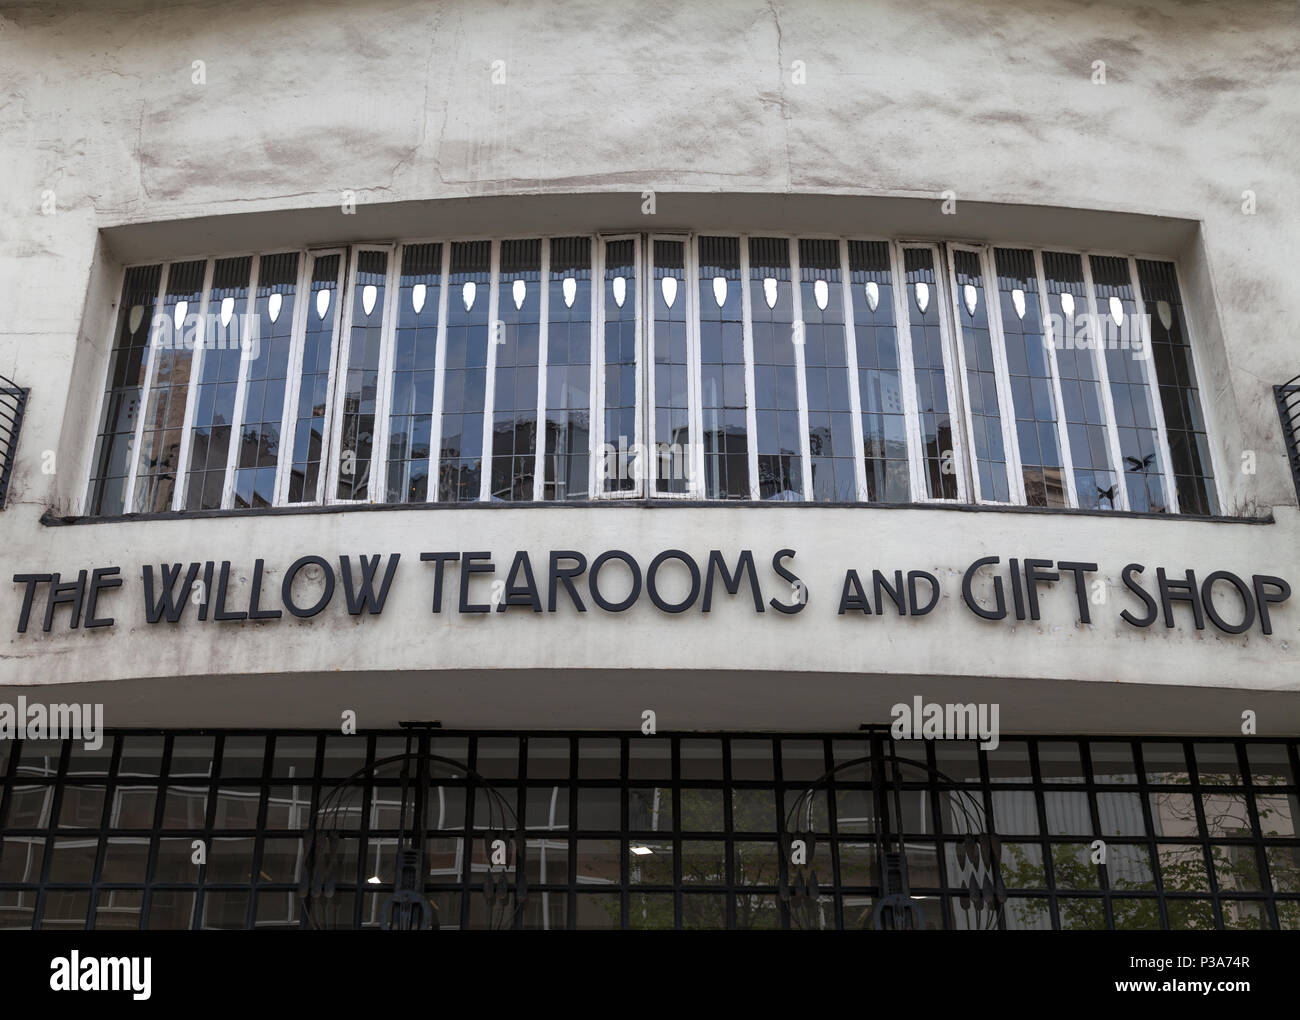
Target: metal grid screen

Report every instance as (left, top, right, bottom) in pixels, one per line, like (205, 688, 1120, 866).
(0, 731, 1296, 930)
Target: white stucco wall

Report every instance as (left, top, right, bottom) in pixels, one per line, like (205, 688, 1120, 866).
(0, 0, 1297, 732)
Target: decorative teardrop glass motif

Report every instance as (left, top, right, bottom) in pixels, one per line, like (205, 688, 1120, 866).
(316, 288, 331, 320)
(362, 284, 378, 316)
(173, 300, 188, 331)
(512, 279, 526, 310)
(412, 283, 427, 315)
(127, 304, 144, 334)
(763, 278, 778, 309)
(1109, 295, 1124, 328)
(563, 277, 577, 308)
(963, 284, 977, 317)
(1011, 288, 1026, 320)
(462, 281, 477, 312)
(865, 281, 879, 312)
(813, 279, 829, 311)
(712, 277, 727, 308)
(661, 276, 678, 309)
(1060, 291, 1075, 320)
(1157, 300, 1173, 330)
(915, 282, 930, 314)
(268, 293, 282, 324)
(612, 276, 626, 308)
(220, 296, 235, 327)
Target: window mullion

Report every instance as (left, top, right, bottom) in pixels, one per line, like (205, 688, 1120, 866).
(685, 236, 704, 498)
(122, 263, 171, 515)
(947, 245, 988, 502)
(370, 246, 402, 504)
(314, 252, 349, 505)
(1128, 254, 1179, 514)
(1081, 253, 1132, 512)
(272, 252, 313, 507)
(644, 237, 659, 497)
(586, 235, 603, 501)
(938, 246, 972, 502)
(1034, 249, 1080, 509)
(739, 235, 760, 500)
(981, 246, 1027, 505)
(839, 238, 869, 503)
(324, 249, 361, 505)
(221, 255, 261, 510)
(890, 242, 928, 503)
(789, 237, 813, 502)
(479, 239, 502, 503)
(632, 237, 645, 498)
(532, 238, 551, 503)
(428, 242, 452, 503)
(172, 258, 215, 512)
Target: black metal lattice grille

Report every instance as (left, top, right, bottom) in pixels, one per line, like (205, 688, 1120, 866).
(1276, 375, 1300, 506)
(0, 373, 28, 510)
(0, 730, 1297, 930)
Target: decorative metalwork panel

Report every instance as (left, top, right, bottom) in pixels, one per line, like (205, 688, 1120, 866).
(0, 372, 28, 510)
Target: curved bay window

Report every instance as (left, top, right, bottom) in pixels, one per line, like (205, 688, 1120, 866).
(1, 731, 1294, 930)
(83, 233, 1222, 516)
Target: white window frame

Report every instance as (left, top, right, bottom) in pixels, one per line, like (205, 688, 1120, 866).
(120, 262, 171, 516)
(592, 233, 645, 500)
(645, 233, 699, 499)
(897, 241, 969, 504)
(82, 235, 1224, 519)
(276, 248, 347, 508)
(326, 243, 397, 505)
(946, 242, 1023, 506)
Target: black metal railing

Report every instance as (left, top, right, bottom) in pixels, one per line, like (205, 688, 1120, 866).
(1276, 375, 1300, 506)
(0, 372, 29, 509)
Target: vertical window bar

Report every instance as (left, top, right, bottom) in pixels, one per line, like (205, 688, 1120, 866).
(231, 253, 298, 509)
(799, 238, 855, 501)
(848, 240, 910, 503)
(698, 236, 749, 500)
(119, 264, 171, 516)
(838, 240, 868, 503)
(647, 237, 691, 496)
(220, 255, 262, 510)
(1079, 253, 1131, 512)
(902, 246, 963, 501)
(1127, 255, 1179, 514)
(1135, 259, 1219, 515)
(479, 240, 503, 502)
(437, 240, 491, 503)
(541, 237, 593, 501)
(132, 260, 207, 513)
(790, 239, 814, 503)
(86, 264, 163, 516)
(950, 247, 1015, 503)
(596, 237, 641, 496)
(1042, 251, 1120, 511)
(281, 252, 344, 505)
(738, 237, 761, 500)
(490, 239, 542, 502)
(427, 243, 452, 502)
(331, 248, 390, 503)
(184, 255, 252, 510)
(995, 247, 1069, 508)
(749, 237, 801, 501)
(1088, 254, 1169, 513)
(386, 243, 442, 504)
(171, 258, 216, 511)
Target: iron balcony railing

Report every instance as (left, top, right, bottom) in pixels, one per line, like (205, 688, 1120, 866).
(1277, 374, 1300, 507)
(0, 372, 29, 510)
